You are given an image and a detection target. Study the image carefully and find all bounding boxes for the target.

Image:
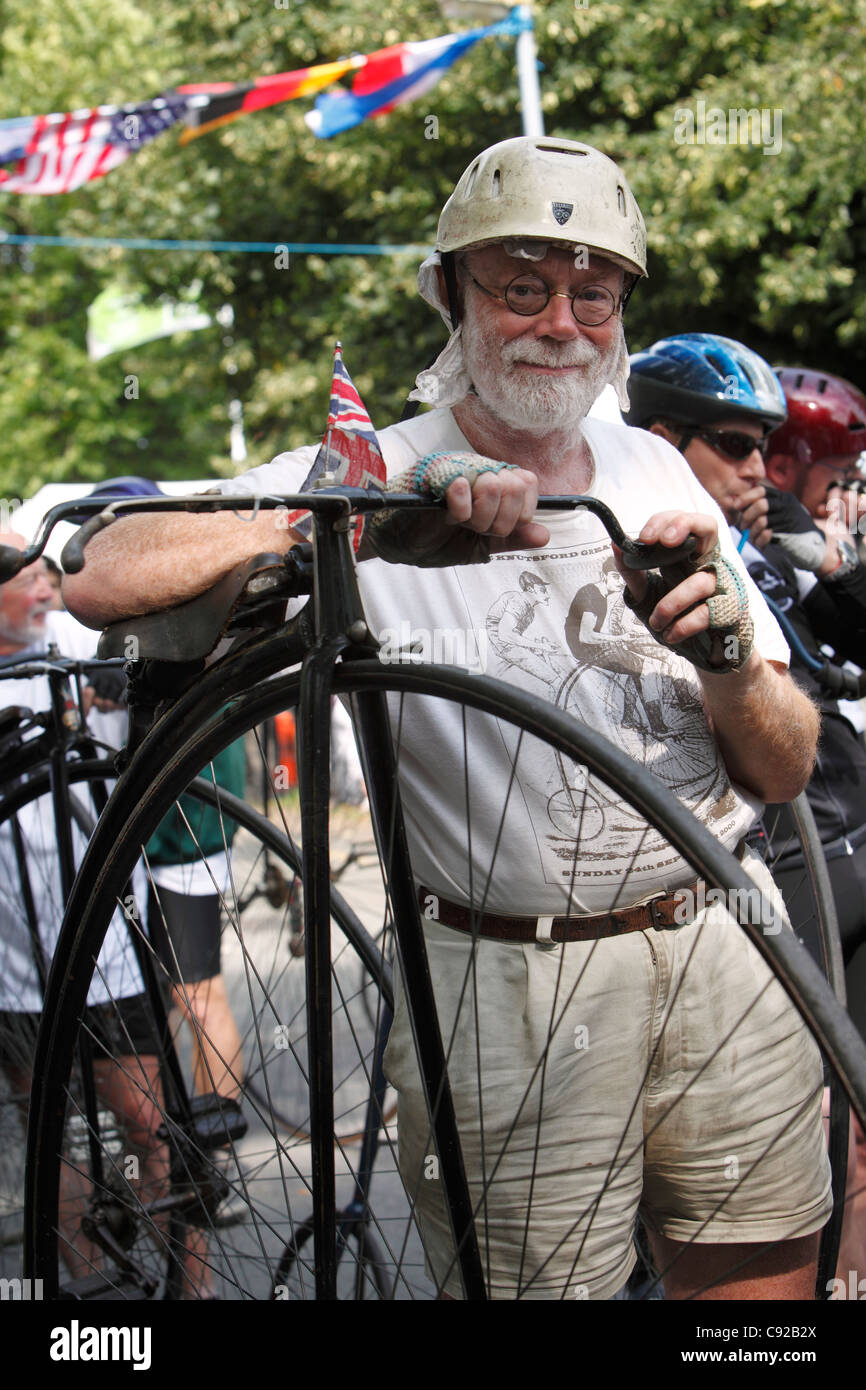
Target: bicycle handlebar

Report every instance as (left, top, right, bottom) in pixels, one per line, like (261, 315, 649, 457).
(0, 488, 700, 582)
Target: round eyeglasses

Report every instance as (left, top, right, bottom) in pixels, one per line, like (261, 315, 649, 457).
(465, 271, 620, 327)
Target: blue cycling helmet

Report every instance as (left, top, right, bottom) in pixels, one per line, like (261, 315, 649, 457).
(66, 475, 164, 524)
(624, 333, 787, 431)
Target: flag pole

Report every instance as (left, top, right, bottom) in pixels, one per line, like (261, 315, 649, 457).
(324, 341, 340, 480)
(514, 4, 544, 137)
(438, 1, 544, 137)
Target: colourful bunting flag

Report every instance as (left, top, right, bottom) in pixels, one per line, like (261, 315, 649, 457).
(305, 14, 523, 138)
(0, 96, 191, 194)
(0, 12, 528, 193)
(175, 60, 363, 144)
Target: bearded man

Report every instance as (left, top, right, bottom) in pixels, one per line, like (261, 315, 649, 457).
(64, 138, 829, 1301)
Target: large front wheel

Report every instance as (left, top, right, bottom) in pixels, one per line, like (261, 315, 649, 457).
(25, 659, 866, 1300)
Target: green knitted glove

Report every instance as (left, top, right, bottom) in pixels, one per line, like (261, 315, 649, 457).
(361, 451, 521, 567)
(622, 542, 755, 672)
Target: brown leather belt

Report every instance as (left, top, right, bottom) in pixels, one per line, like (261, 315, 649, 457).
(417, 844, 748, 944)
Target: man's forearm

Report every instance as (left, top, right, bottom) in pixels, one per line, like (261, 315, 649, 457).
(62, 508, 297, 628)
(699, 655, 819, 803)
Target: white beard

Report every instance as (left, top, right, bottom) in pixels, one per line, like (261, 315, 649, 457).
(461, 307, 621, 434)
(0, 610, 48, 648)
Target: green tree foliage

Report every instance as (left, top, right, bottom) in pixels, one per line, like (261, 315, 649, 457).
(0, 0, 864, 501)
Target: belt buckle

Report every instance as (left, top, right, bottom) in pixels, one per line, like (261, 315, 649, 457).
(647, 893, 671, 931)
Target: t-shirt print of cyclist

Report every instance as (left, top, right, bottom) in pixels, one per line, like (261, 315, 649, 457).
(470, 544, 743, 899)
(485, 569, 573, 685)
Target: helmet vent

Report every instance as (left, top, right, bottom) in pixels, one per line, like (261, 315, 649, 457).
(491, 168, 501, 197)
(538, 144, 588, 157)
(617, 185, 627, 216)
(463, 162, 479, 198)
(817, 377, 828, 393)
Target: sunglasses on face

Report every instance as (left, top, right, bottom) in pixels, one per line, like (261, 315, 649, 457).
(678, 428, 768, 462)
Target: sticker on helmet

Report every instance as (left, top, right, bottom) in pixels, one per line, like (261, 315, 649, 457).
(551, 202, 573, 225)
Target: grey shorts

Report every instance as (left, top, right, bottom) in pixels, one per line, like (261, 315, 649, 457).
(383, 850, 832, 1299)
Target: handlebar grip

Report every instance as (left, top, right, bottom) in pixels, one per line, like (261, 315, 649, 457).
(0, 545, 26, 583)
(60, 511, 117, 575)
(619, 534, 699, 570)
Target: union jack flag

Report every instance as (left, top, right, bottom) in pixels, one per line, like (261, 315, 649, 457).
(0, 95, 192, 195)
(287, 343, 387, 552)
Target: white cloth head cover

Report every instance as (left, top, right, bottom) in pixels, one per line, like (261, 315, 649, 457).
(409, 246, 632, 413)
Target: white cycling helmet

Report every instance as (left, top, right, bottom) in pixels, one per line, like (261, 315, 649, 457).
(437, 136, 647, 277)
(409, 137, 646, 412)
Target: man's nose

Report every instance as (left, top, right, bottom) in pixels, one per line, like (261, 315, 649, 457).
(532, 292, 582, 339)
(742, 448, 766, 481)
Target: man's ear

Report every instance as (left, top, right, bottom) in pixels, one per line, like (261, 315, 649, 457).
(646, 421, 677, 445)
(765, 451, 798, 490)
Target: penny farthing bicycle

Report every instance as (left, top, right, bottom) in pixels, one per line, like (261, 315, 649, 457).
(11, 488, 866, 1300)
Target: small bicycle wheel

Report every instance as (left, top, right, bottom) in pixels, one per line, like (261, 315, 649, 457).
(26, 654, 866, 1301)
(26, 757, 397, 1301)
(270, 1216, 391, 1300)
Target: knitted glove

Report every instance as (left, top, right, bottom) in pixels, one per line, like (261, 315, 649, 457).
(361, 450, 521, 567)
(622, 542, 754, 672)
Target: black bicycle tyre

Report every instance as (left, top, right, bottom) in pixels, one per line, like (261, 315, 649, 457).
(25, 657, 866, 1300)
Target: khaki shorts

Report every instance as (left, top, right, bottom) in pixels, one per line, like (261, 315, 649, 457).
(383, 850, 832, 1300)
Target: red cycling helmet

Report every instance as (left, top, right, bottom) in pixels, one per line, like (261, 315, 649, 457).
(768, 368, 866, 466)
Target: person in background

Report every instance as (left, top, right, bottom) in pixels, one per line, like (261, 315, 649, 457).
(69, 476, 247, 1101)
(624, 334, 866, 1292)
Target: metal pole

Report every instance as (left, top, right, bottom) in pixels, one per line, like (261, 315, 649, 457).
(437, 1, 544, 137)
(514, 4, 544, 136)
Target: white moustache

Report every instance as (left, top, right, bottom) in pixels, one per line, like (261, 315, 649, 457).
(503, 341, 599, 368)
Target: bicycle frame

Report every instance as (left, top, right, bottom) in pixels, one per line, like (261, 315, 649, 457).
(286, 494, 488, 1299)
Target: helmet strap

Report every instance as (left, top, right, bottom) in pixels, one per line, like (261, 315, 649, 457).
(442, 252, 461, 329)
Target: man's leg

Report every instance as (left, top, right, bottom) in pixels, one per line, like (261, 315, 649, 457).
(649, 1231, 819, 1300)
(384, 922, 655, 1299)
(641, 853, 831, 1301)
(172, 973, 243, 1098)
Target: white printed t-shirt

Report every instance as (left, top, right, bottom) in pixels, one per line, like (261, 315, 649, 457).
(219, 409, 788, 915)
